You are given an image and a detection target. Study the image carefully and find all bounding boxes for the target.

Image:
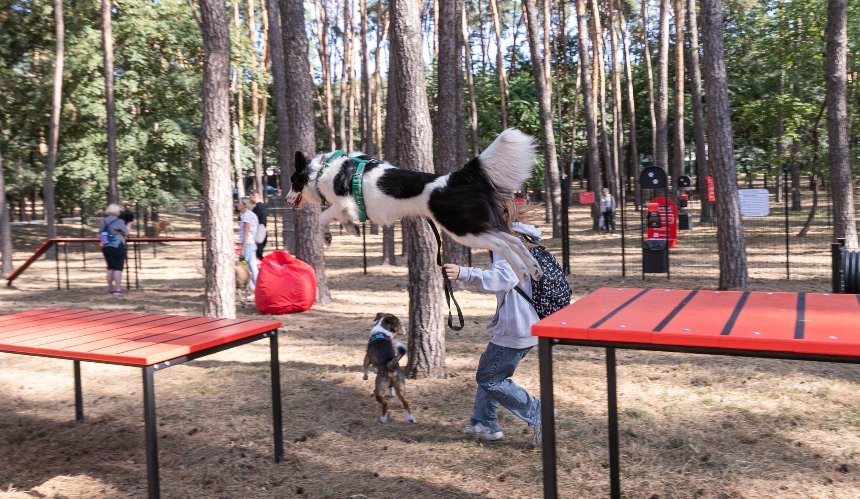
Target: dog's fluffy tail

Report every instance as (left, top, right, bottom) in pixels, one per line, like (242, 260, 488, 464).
(386, 342, 407, 371)
(477, 128, 537, 194)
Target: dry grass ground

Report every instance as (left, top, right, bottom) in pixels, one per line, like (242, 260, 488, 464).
(1, 206, 858, 499)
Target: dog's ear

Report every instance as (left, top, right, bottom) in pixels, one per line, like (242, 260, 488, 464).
(294, 152, 308, 172)
(375, 312, 385, 322)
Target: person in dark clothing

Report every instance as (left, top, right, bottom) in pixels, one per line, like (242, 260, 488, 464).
(249, 190, 268, 260)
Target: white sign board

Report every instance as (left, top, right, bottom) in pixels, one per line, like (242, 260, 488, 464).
(738, 188, 770, 217)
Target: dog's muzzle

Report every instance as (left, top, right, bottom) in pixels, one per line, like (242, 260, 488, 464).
(285, 190, 302, 208)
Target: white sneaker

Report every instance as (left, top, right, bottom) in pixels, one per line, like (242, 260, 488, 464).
(463, 423, 503, 441)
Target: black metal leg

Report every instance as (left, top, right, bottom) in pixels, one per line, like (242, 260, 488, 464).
(143, 367, 160, 499)
(269, 331, 284, 463)
(539, 337, 557, 499)
(606, 348, 621, 499)
(74, 360, 84, 422)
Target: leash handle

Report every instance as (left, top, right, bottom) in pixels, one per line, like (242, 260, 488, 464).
(427, 219, 465, 332)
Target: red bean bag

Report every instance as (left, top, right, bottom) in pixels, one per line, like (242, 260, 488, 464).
(255, 250, 317, 314)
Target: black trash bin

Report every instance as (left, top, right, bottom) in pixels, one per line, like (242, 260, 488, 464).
(678, 212, 693, 230)
(643, 239, 668, 273)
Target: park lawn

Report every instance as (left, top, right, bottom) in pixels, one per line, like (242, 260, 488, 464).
(1, 207, 858, 498)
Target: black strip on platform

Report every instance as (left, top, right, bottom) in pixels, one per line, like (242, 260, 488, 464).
(794, 293, 806, 340)
(590, 289, 651, 329)
(720, 291, 750, 335)
(654, 290, 699, 332)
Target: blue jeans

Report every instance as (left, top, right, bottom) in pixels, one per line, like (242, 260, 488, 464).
(242, 243, 258, 291)
(471, 342, 542, 432)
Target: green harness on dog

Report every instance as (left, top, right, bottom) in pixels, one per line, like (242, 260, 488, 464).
(320, 150, 374, 223)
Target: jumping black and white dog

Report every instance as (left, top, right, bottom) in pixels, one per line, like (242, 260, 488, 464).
(286, 128, 541, 280)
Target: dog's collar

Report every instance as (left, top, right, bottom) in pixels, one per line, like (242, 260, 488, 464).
(315, 150, 346, 184)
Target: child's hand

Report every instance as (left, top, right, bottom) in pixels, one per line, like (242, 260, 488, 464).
(442, 263, 460, 280)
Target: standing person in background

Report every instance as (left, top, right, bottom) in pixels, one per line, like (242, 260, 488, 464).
(99, 203, 132, 295)
(237, 197, 259, 299)
(441, 198, 544, 448)
(248, 190, 268, 260)
(599, 187, 617, 234)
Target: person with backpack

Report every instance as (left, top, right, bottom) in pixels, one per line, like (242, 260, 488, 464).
(441, 198, 546, 448)
(237, 197, 260, 298)
(248, 189, 268, 260)
(99, 203, 133, 295)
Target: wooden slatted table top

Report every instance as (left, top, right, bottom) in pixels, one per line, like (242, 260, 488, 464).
(533, 288, 860, 357)
(0, 308, 282, 366)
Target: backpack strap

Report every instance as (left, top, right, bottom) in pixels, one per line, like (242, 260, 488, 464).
(513, 284, 544, 319)
(426, 219, 464, 332)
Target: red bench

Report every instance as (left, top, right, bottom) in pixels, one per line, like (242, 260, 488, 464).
(532, 287, 860, 499)
(0, 308, 283, 499)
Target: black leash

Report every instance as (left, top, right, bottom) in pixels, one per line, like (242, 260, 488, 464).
(427, 219, 465, 332)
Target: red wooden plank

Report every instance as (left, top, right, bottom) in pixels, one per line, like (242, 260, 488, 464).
(0, 310, 121, 340)
(718, 291, 798, 352)
(798, 293, 860, 357)
(651, 290, 745, 348)
(0, 308, 69, 325)
(3, 239, 57, 282)
(532, 288, 644, 340)
(17, 313, 188, 348)
(49, 316, 220, 352)
(589, 289, 691, 343)
(0, 310, 146, 343)
(114, 319, 281, 365)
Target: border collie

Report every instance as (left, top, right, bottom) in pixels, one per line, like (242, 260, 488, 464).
(362, 313, 413, 424)
(286, 128, 541, 280)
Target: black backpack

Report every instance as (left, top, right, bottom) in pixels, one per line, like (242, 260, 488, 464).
(515, 245, 572, 319)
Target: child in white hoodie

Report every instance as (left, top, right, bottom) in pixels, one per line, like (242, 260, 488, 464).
(442, 198, 543, 447)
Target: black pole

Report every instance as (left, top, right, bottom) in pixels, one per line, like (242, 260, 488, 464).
(54, 242, 61, 290)
(784, 168, 790, 280)
(606, 348, 621, 499)
(538, 337, 558, 499)
(269, 331, 284, 462)
(63, 243, 70, 290)
(142, 367, 160, 499)
(620, 176, 626, 277)
(362, 222, 368, 275)
(561, 164, 571, 275)
(74, 360, 84, 422)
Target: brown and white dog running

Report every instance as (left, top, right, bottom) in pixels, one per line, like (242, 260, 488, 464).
(362, 313, 414, 424)
(286, 128, 541, 281)
(147, 219, 174, 237)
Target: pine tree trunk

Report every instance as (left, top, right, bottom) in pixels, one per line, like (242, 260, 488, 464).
(672, 0, 685, 185)
(360, 0, 374, 155)
(232, 1, 245, 198)
(641, 0, 657, 158)
(254, 0, 269, 195)
(437, 0, 469, 265)
(488, 0, 508, 129)
(591, 0, 615, 196)
(524, 0, 562, 237)
(44, 0, 64, 244)
(316, 0, 336, 150)
(577, 0, 602, 227)
(381, 20, 399, 266)
(617, 0, 640, 205)
(281, 0, 332, 303)
(0, 151, 12, 276)
(200, 0, 237, 318)
(102, 0, 119, 205)
(655, 0, 670, 172)
(825, 0, 858, 249)
(265, 0, 294, 251)
(609, 1, 624, 199)
(462, 7, 480, 156)
(687, 0, 712, 222)
(700, 0, 749, 289)
(390, 0, 445, 379)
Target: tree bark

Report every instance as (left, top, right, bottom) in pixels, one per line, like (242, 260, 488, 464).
(641, 0, 657, 158)
(360, 0, 374, 155)
(381, 18, 399, 266)
(671, 0, 685, 185)
(102, 0, 119, 205)
(0, 151, 12, 276)
(390, 0, 445, 379)
(687, 0, 712, 222)
(339, 0, 354, 151)
(488, 0, 508, 129)
(437, 0, 469, 265)
(590, 0, 614, 196)
(462, 6, 480, 156)
(281, 0, 332, 304)
(655, 0, 670, 172)
(316, 0, 336, 150)
(609, 1, 624, 199)
(700, 0, 749, 289)
(232, 0, 245, 199)
(44, 0, 64, 243)
(617, 0, 640, 205)
(577, 0, 602, 227)
(825, 0, 858, 249)
(199, 0, 237, 318)
(524, 0, 562, 237)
